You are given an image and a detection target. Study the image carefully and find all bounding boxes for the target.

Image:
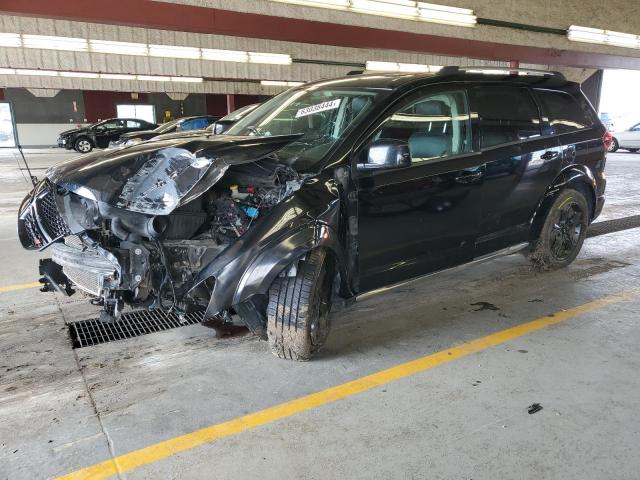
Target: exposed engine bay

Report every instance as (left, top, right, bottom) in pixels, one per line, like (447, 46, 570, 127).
(20, 150, 304, 323)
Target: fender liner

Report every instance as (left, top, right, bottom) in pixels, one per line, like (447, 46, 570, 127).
(530, 165, 597, 241)
(233, 222, 347, 307)
(194, 221, 350, 320)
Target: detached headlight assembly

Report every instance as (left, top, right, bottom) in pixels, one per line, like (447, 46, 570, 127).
(115, 147, 227, 215)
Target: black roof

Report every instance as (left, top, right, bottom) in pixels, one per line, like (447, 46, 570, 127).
(301, 67, 575, 92)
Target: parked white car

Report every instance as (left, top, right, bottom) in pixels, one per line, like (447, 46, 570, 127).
(610, 123, 640, 152)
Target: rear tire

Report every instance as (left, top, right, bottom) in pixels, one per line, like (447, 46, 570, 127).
(267, 249, 333, 361)
(609, 137, 619, 152)
(530, 189, 589, 271)
(75, 137, 93, 153)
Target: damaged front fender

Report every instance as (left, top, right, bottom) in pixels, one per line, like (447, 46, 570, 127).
(190, 175, 351, 318)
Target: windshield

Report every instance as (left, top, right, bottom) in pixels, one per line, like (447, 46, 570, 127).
(226, 86, 385, 173)
(154, 119, 180, 133)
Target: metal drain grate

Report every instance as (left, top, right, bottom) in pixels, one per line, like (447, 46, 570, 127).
(588, 215, 640, 238)
(68, 309, 206, 348)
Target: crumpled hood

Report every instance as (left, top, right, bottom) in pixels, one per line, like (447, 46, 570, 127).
(46, 134, 301, 215)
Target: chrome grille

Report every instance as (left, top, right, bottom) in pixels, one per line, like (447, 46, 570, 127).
(23, 210, 46, 248)
(37, 187, 69, 240)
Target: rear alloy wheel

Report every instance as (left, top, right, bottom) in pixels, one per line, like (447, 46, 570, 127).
(75, 137, 93, 153)
(267, 249, 333, 361)
(608, 137, 619, 152)
(530, 189, 589, 271)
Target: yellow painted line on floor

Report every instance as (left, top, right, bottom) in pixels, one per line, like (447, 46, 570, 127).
(0, 281, 40, 293)
(56, 288, 640, 480)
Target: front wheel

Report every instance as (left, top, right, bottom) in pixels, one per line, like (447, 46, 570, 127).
(75, 137, 93, 153)
(267, 249, 333, 361)
(530, 189, 589, 271)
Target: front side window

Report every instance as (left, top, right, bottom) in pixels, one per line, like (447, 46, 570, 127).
(98, 120, 125, 130)
(473, 86, 541, 149)
(372, 90, 472, 162)
(533, 89, 595, 135)
(226, 86, 386, 173)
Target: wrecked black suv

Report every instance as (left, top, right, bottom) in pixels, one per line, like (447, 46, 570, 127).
(18, 67, 607, 360)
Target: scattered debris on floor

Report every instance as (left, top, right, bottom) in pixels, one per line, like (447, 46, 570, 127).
(470, 301, 499, 311)
(528, 403, 543, 414)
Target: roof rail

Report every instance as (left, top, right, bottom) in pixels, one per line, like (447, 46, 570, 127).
(439, 66, 565, 81)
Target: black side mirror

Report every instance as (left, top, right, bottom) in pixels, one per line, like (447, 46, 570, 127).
(358, 139, 411, 170)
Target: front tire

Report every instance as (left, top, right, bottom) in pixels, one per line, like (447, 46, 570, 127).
(75, 137, 93, 153)
(609, 137, 619, 152)
(530, 189, 589, 271)
(267, 249, 333, 361)
(628, 148, 639, 153)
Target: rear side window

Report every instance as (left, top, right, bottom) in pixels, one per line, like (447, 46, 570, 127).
(533, 89, 595, 135)
(472, 86, 541, 149)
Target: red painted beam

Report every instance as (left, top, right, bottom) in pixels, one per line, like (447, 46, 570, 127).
(2, 0, 640, 70)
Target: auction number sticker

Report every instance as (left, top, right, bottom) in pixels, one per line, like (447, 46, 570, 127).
(296, 99, 341, 118)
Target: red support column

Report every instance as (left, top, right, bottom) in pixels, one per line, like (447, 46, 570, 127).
(226, 94, 236, 115)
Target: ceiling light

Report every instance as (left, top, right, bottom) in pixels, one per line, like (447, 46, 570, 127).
(272, 0, 349, 7)
(269, 0, 476, 26)
(351, 0, 418, 17)
(90, 39, 148, 56)
(170, 76, 203, 83)
(100, 73, 137, 80)
(0, 33, 21, 47)
(261, 80, 304, 86)
(202, 48, 249, 62)
(137, 75, 171, 82)
(248, 52, 292, 65)
(60, 71, 100, 79)
(418, 2, 476, 26)
(568, 25, 640, 49)
(365, 61, 441, 73)
(149, 44, 201, 59)
(22, 34, 88, 52)
(15, 69, 60, 76)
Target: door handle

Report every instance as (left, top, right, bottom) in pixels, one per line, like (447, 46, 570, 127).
(540, 151, 560, 161)
(454, 169, 484, 183)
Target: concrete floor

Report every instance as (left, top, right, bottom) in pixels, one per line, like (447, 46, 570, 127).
(1, 149, 639, 479)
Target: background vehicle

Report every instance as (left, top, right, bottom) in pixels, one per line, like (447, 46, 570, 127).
(19, 68, 606, 361)
(57, 118, 158, 153)
(609, 123, 640, 152)
(111, 115, 218, 147)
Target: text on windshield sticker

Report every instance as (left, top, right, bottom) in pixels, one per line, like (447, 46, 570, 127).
(295, 99, 341, 118)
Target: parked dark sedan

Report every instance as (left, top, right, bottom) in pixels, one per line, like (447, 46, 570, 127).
(58, 118, 158, 153)
(20, 68, 607, 361)
(110, 115, 218, 147)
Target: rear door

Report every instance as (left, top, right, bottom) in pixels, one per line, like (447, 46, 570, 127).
(356, 87, 485, 291)
(470, 85, 562, 256)
(532, 88, 604, 199)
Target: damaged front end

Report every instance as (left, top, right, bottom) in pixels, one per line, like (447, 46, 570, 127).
(18, 134, 332, 327)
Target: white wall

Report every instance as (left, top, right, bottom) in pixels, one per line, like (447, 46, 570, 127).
(16, 123, 89, 147)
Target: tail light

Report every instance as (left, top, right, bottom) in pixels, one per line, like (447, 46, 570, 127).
(602, 130, 613, 150)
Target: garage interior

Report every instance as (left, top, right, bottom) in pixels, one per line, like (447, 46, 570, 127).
(1, 1, 640, 479)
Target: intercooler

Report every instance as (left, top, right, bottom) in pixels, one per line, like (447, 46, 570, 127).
(50, 236, 119, 296)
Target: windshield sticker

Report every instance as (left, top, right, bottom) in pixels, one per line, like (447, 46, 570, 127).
(295, 99, 341, 118)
